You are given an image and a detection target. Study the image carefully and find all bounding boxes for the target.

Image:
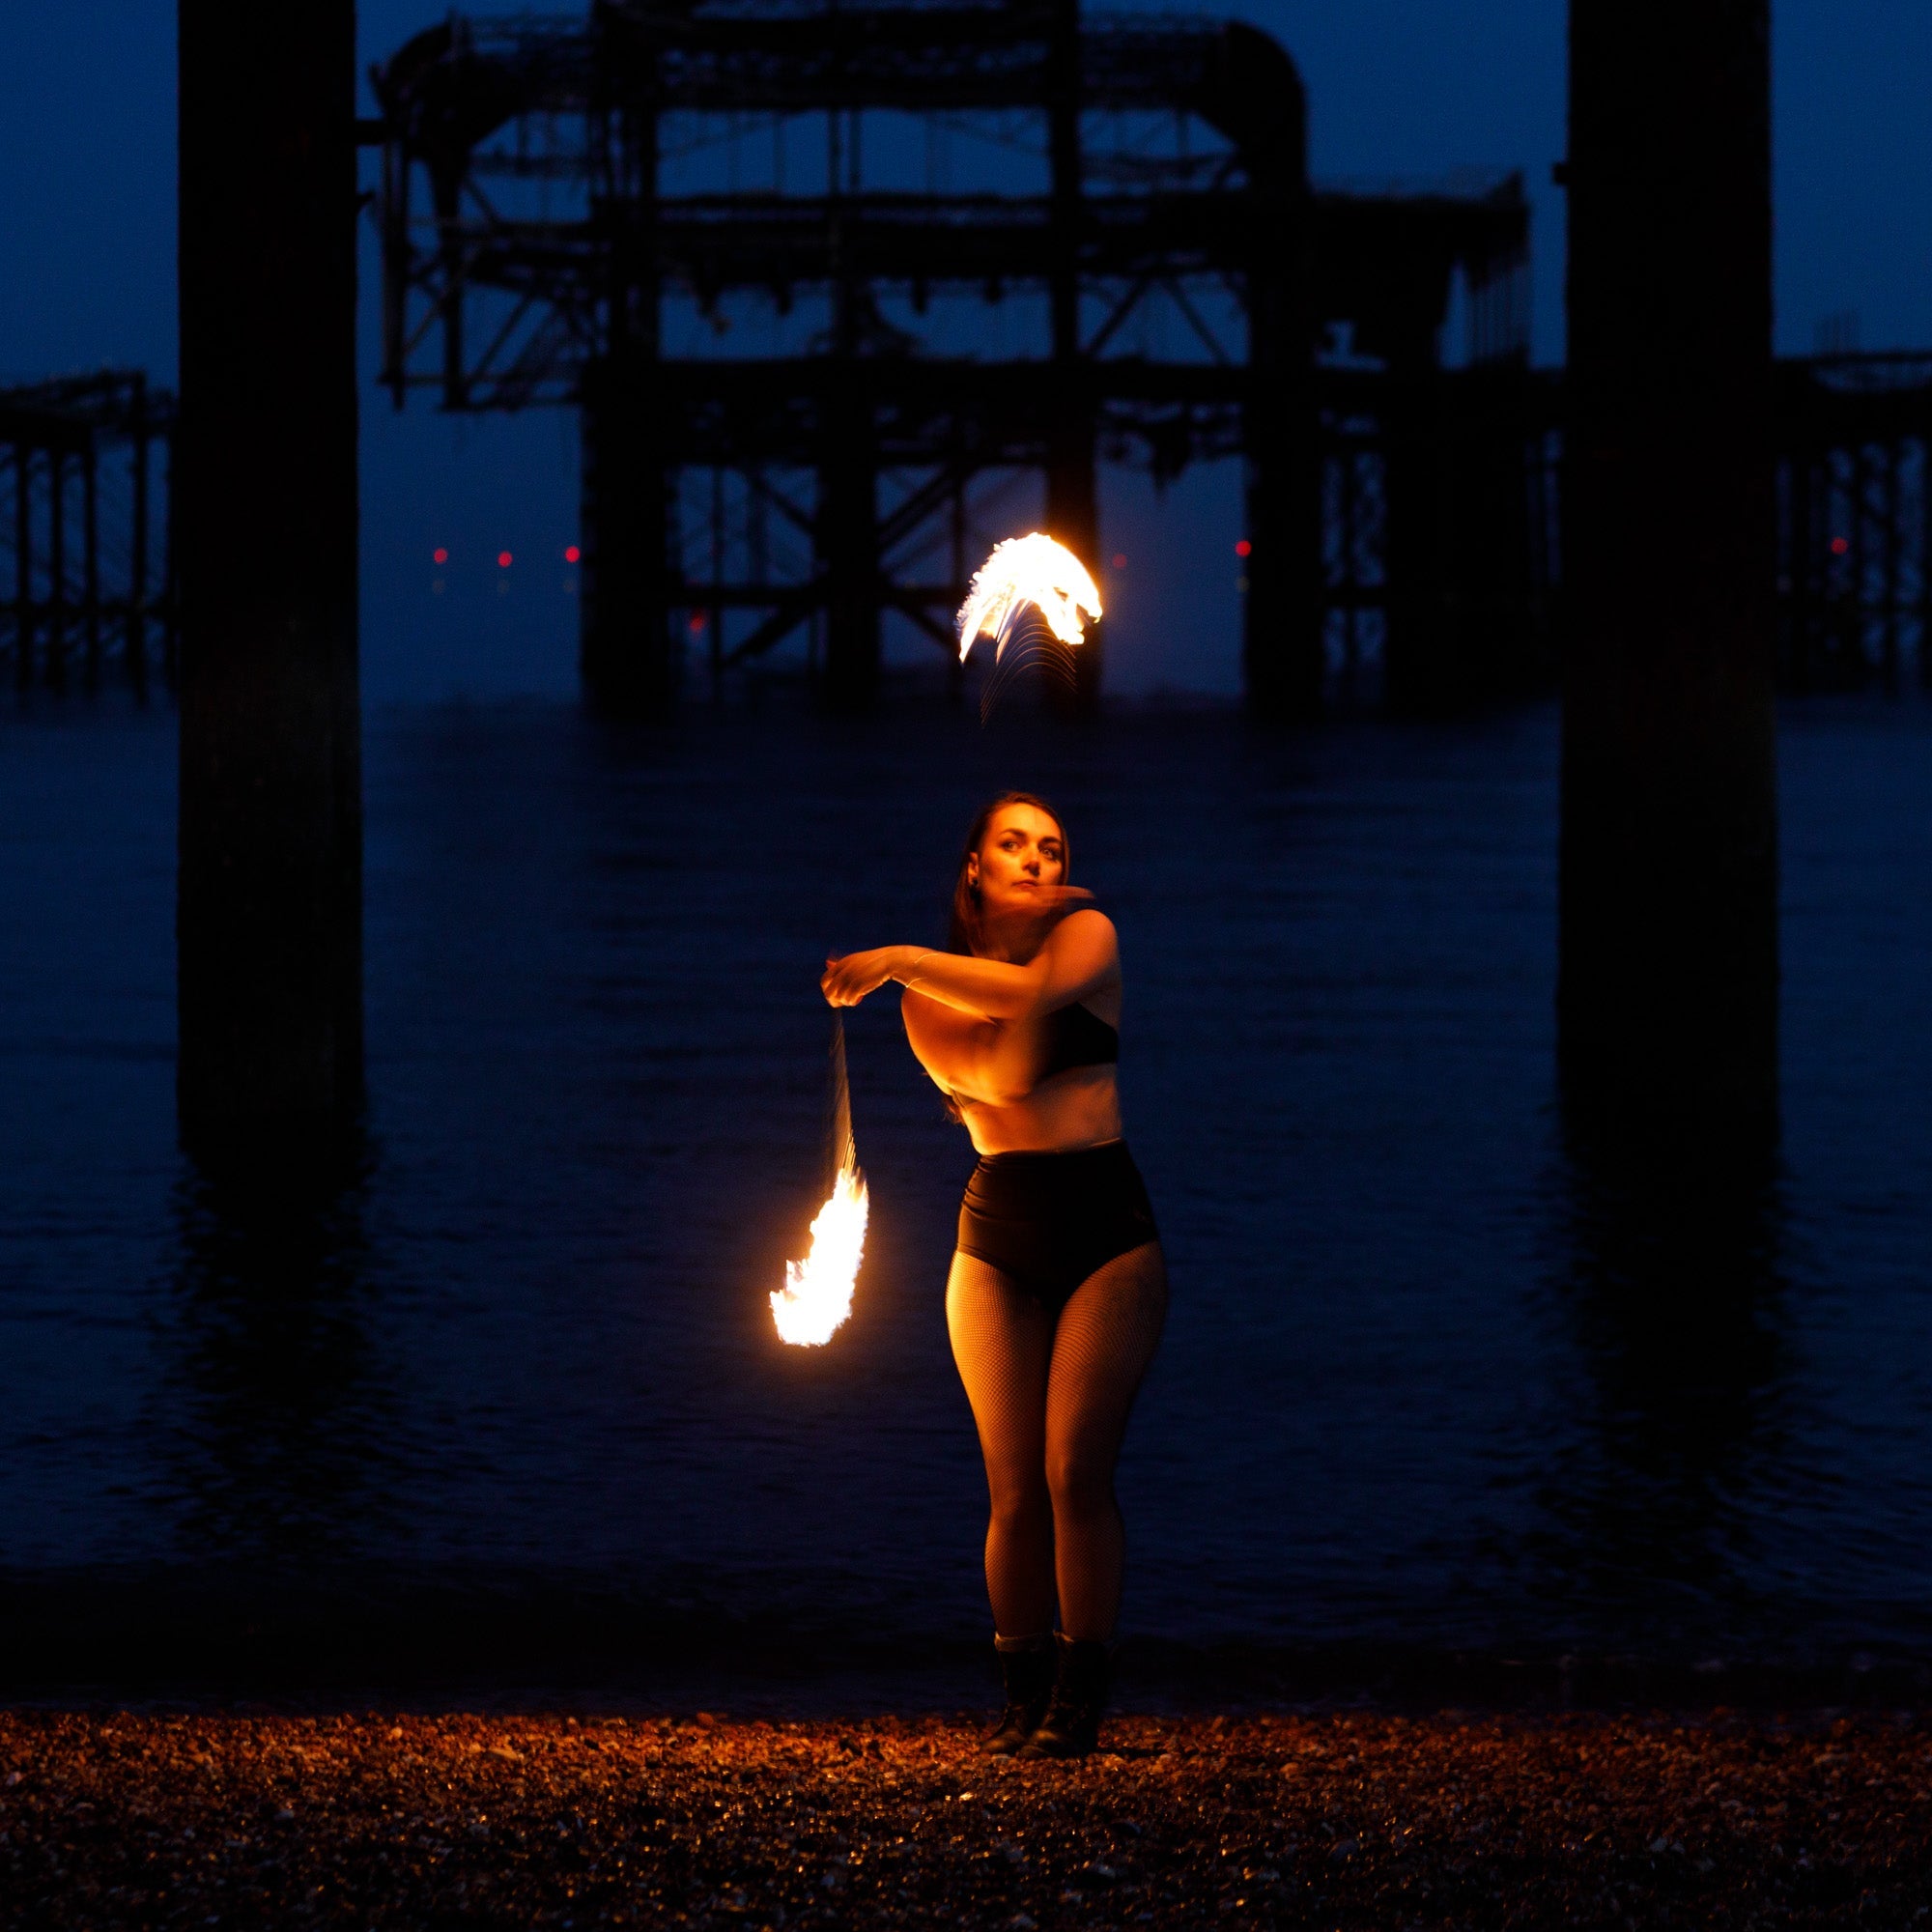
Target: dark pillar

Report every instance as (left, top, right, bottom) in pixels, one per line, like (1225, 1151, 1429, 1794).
(81, 440, 100, 685)
(1557, 1096, 1786, 1593)
(1560, 0, 1776, 1142)
(1389, 356, 1545, 709)
(161, 424, 180, 688)
(47, 448, 67, 687)
(580, 59, 675, 717)
(1922, 430, 1932, 690)
(1045, 427, 1100, 714)
(1435, 362, 1542, 701)
(1242, 352, 1322, 717)
(177, 0, 362, 1141)
(129, 374, 151, 693)
(12, 444, 29, 689)
(1045, 0, 1101, 715)
(580, 356, 676, 713)
(817, 379, 880, 712)
(1378, 327, 1451, 713)
(1229, 26, 1321, 720)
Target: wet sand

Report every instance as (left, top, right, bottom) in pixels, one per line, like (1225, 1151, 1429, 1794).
(4, 1708, 1930, 1927)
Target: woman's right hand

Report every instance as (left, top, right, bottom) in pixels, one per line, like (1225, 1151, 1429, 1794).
(821, 948, 906, 1009)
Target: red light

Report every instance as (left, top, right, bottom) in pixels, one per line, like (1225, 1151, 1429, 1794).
(564, 545, 581, 564)
(1112, 553, 1127, 570)
(433, 547, 448, 565)
(1235, 539, 1252, 557)
(689, 611, 707, 635)
(1830, 535, 1849, 555)
(497, 550, 513, 568)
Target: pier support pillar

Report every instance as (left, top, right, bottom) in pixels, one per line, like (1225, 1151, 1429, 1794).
(1234, 29, 1321, 721)
(1242, 370, 1322, 720)
(1379, 336, 1451, 714)
(818, 384, 880, 713)
(1044, 0, 1102, 717)
(1560, 0, 1777, 1143)
(581, 358, 676, 713)
(1045, 421, 1102, 715)
(177, 0, 362, 1143)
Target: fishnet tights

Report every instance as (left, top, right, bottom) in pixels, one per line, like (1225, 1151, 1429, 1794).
(945, 1241, 1168, 1644)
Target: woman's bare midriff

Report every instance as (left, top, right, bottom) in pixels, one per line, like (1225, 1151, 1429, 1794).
(959, 1063, 1123, 1156)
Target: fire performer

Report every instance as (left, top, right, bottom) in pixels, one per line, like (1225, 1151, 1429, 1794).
(821, 793, 1166, 1760)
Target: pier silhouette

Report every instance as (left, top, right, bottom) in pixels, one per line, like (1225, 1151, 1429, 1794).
(0, 372, 175, 694)
(370, 2, 1528, 718)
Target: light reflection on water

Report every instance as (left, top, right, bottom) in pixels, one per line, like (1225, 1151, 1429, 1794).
(2, 694, 1931, 1673)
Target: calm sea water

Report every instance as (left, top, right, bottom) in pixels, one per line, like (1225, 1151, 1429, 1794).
(4, 692, 1931, 1692)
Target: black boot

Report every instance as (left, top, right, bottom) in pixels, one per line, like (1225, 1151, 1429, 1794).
(1016, 1634, 1109, 1760)
(985, 1634, 1056, 1756)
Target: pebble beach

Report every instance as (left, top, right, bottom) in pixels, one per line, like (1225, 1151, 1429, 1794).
(4, 1707, 1930, 1928)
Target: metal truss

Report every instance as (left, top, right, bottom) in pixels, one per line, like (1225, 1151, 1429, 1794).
(1301, 350, 1932, 709)
(1312, 363, 1562, 711)
(1776, 353, 1932, 690)
(0, 372, 177, 694)
(372, 0, 1531, 712)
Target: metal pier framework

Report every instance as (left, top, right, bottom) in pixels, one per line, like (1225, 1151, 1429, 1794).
(1776, 352, 1932, 691)
(1, 373, 177, 693)
(372, 0, 1529, 714)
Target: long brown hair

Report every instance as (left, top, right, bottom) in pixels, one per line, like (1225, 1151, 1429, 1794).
(945, 790, 1068, 958)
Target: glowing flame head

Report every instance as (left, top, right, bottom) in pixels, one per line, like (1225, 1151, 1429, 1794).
(771, 1158, 868, 1347)
(956, 533, 1103, 663)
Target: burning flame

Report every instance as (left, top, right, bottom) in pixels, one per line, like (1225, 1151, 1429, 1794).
(771, 1157, 869, 1347)
(956, 533, 1103, 662)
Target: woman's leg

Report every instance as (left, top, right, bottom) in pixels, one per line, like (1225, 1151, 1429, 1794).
(1042, 1241, 1168, 1643)
(946, 1250, 1059, 1636)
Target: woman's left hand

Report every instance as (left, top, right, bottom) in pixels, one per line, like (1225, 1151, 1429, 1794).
(821, 948, 907, 1008)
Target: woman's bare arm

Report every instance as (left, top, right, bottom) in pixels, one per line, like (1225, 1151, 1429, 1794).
(899, 990, 1009, 1103)
(821, 909, 1120, 1022)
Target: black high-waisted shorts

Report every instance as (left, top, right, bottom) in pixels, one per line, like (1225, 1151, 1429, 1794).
(957, 1140, 1160, 1316)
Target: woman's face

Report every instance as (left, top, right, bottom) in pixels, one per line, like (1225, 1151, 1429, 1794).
(967, 804, 1067, 919)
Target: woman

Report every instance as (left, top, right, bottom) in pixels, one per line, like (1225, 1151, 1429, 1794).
(821, 792, 1167, 1759)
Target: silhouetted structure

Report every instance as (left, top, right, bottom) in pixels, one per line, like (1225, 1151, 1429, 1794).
(177, 1, 363, 1142)
(20, 341, 1923, 719)
(0, 373, 177, 694)
(372, 0, 1529, 716)
(1776, 352, 1932, 690)
(1560, 0, 1777, 1142)
(1319, 357, 1561, 710)
(1320, 350, 1932, 706)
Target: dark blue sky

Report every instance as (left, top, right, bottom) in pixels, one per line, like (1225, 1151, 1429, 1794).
(4, 2, 1928, 699)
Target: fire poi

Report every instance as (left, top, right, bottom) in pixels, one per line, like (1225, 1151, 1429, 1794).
(772, 1016, 869, 1346)
(955, 533, 1103, 719)
(774, 536, 1098, 1347)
